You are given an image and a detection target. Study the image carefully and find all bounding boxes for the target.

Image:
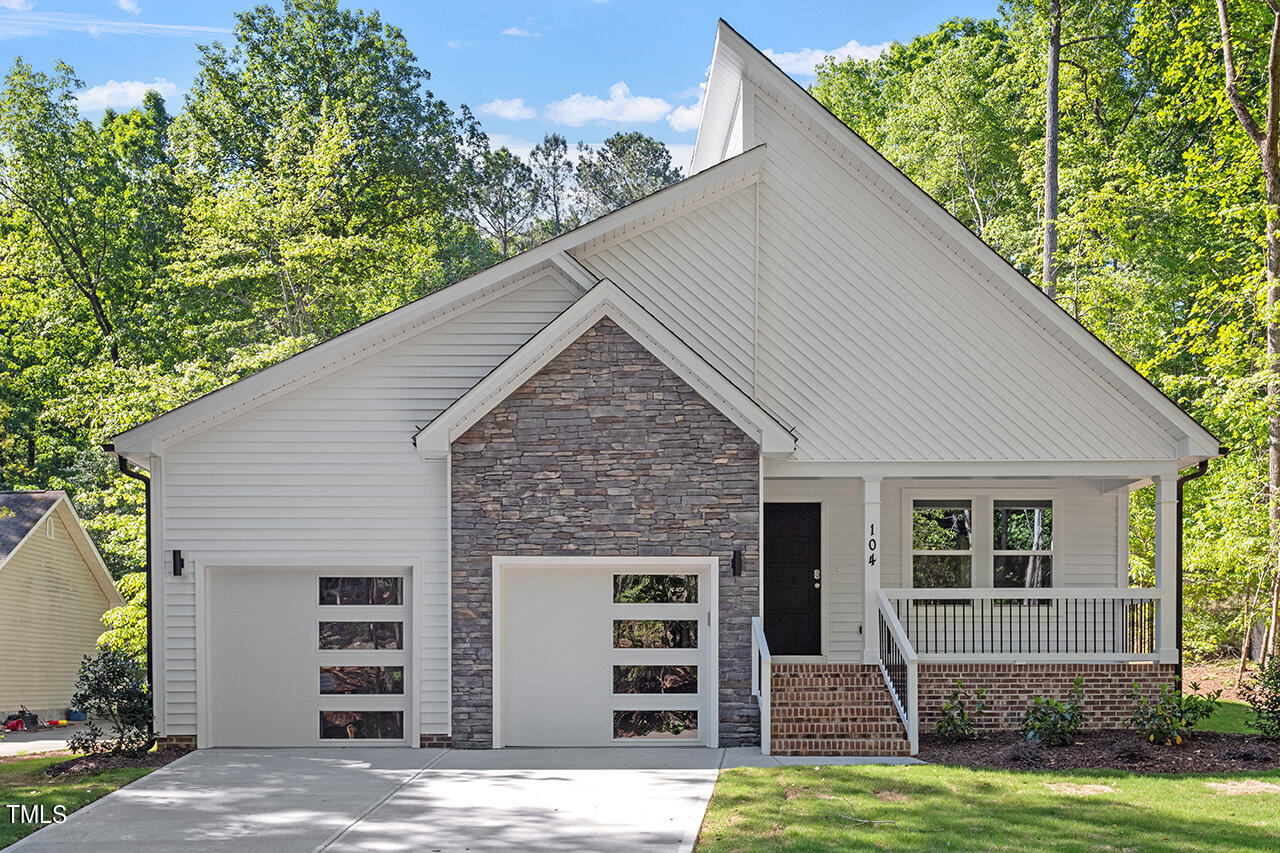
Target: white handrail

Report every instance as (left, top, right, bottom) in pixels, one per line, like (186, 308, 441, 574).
(750, 615, 771, 756)
(881, 587, 1161, 601)
(876, 590, 919, 755)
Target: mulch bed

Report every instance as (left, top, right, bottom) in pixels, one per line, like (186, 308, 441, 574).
(44, 746, 191, 778)
(918, 730, 1279, 773)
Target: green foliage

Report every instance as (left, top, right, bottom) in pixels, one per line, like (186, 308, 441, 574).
(68, 647, 152, 755)
(1021, 677, 1084, 746)
(936, 679, 987, 740)
(574, 132, 683, 218)
(98, 572, 147, 662)
(1128, 682, 1222, 745)
(1242, 656, 1280, 739)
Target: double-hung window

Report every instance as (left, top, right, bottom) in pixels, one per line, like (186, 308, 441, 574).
(908, 495, 1055, 595)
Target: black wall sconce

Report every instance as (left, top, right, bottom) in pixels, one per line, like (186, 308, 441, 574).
(172, 549, 185, 577)
(731, 549, 744, 576)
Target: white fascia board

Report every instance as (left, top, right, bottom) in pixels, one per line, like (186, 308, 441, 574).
(415, 279, 795, 459)
(765, 460, 1185, 480)
(112, 148, 769, 458)
(690, 22, 743, 175)
(714, 20, 1220, 460)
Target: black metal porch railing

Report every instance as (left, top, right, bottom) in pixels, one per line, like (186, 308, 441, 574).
(878, 608, 909, 708)
(889, 595, 1158, 657)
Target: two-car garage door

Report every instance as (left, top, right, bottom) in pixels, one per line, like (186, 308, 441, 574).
(206, 568, 410, 747)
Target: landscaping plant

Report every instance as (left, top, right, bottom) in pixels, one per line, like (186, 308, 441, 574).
(1128, 682, 1221, 746)
(1021, 677, 1084, 746)
(936, 678, 986, 740)
(1242, 656, 1280, 739)
(67, 647, 152, 755)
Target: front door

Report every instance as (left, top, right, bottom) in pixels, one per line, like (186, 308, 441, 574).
(764, 502, 822, 655)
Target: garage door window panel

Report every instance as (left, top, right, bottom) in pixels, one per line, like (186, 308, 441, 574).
(612, 664, 697, 694)
(319, 710, 404, 740)
(319, 621, 404, 650)
(319, 577, 403, 606)
(319, 666, 404, 695)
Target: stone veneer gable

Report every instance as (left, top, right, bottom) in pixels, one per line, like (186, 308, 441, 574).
(450, 317, 760, 747)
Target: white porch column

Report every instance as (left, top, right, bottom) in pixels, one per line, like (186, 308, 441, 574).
(1154, 474, 1179, 664)
(862, 477, 883, 665)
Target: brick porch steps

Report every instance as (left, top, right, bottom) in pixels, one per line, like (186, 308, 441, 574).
(770, 663, 912, 757)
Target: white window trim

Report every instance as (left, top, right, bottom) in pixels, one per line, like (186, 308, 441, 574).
(901, 489, 1062, 591)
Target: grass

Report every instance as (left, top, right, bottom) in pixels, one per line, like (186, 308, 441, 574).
(0, 753, 154, 849)
(1200, 699, 1256, 734)
(697, 764, 1280, 851)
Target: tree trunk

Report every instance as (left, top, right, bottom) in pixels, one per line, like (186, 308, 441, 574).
(1268, 159, 1280, 665)
(1042, 0, 1062, 300)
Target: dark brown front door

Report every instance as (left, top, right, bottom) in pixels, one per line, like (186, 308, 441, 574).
(764, 502, 821, 656)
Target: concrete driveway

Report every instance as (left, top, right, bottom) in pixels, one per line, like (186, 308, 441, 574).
(7, 747, 730, 852)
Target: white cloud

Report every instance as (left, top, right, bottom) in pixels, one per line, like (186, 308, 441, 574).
(116, 0, 141, 14)
(486, 133, 537, 161)
(546, 82, 671, 126)
(446, 39, 474, 50)
(1, 0, 34, 11)
(665, 143, 695, 172)
(75, 77, 179, 111)
(0, 10, 229, 39)
(762, 38, 889, 77)
(501, 26, 539, 38)
(666, 102, 700, 133)
(480, 97, 537, 121)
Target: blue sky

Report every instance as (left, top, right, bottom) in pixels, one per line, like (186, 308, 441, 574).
(0, 0, 1000, 168)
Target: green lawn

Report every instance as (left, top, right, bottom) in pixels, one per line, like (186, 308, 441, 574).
(1200, 699, 1255, 734)
(698, 764, 1280, 851)
(0, 754, 154, 849)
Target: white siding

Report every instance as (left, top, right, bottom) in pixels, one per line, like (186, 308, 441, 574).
(750, 90, 1180, 462)
(158, 273, 578, 736)
(573, 183, 759, 392)
(764, 479, 863, 661)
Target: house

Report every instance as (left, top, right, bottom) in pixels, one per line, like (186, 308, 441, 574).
(0, 491, 124, 721)
(107, 21, 1221, 756)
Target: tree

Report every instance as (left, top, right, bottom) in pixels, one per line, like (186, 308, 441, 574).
(470, 145, 540, 257)
(530, 133, 575, 237)
(575, 132, 683, 219)
(1216, 0, 1280, 664)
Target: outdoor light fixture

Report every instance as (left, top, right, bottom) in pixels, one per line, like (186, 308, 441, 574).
(172, 549, 184, 577)
(731, 549, 743, 576)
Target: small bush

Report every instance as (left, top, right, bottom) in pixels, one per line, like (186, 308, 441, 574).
(1021, 677, 1084, 746)
(1128, 681, 1221, 746)
(67, 647, 152, 755)
(1242, 656, 1280, 739)
(936, 679, 986, 741)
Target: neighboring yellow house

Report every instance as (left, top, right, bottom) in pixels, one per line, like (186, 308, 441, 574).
(0, 491, 124, 720)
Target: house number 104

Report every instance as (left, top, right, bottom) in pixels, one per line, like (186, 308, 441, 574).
(867, 523, 876, 566)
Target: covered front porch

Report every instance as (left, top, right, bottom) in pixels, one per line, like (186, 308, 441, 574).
(752, 465, 1189, 756)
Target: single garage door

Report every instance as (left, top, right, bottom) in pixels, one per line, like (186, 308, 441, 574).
(498, 557, 717, 748)
(207, 568, 410, 747)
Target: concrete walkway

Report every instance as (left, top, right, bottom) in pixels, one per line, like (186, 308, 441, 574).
(9, 747, 731, 852)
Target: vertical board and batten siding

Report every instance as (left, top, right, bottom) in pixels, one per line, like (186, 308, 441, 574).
(572, 183, 759, 393)
(749, 91, 1180, 462)
(158, 274, 579, 736)
(0, 513, 114, 713)
(764, 479, 863, 660)
(878, 479, 1126, 590)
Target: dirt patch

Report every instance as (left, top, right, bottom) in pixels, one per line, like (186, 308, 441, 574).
(1206, 779, 1280, 795)
(1185, 660, 1252, 702)
(44, 746, 190, 778)
(873, 789, 912, 803)
(919, 730, 1280, 773)
(1044, 782, 1115, 795)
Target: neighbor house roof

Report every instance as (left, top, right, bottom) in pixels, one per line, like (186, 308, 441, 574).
(0, 491, 124, 606)
(0, 491, 63, 563)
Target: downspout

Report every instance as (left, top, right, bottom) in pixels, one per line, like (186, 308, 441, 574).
(1175, 457, 1213, 693)
(103, 443, 154, 741)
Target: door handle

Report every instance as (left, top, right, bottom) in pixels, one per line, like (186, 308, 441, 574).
(813, 569, 821, 580)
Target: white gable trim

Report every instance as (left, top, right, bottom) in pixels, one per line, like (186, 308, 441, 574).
(414, 279, 795, 458)
(702, 20, 1220, 464)
(0, 495, 124, 607)
(112, 146, 769, 464)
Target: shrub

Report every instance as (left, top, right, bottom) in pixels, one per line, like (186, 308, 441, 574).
(1128, 682, 1221, 746)
(67, 647, 152, 755)
(1021, 677, 1084, 746)
(936, 679, 986, 741)
(1242, 656, 1280, 739)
